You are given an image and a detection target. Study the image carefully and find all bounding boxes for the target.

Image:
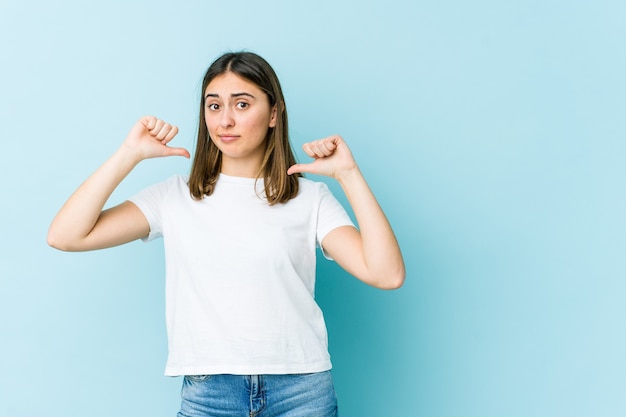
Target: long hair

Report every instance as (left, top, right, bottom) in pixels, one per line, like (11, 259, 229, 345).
(188, 51, 300, 204)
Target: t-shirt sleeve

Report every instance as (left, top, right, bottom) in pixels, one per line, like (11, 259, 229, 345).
(127, 177, 174, 242)
(316, 183, 355, 259)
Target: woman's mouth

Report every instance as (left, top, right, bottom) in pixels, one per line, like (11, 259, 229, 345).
(219, 135, 240, 143)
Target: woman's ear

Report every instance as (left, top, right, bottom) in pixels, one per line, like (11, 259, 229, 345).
(269, 104, 278, 128)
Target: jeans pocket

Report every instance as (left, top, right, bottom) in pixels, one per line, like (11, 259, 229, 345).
(185, 374, 212, 383)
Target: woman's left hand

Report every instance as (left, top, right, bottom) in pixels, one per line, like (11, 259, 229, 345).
(289, 135, 405, 289)
(287, 135, 357, 179)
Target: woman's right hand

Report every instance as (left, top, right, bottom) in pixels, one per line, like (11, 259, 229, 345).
(122, 116, 190, 160)
(48, 116, 189, 251)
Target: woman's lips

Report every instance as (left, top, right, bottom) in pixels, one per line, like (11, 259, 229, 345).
(219, 135, 240, 143)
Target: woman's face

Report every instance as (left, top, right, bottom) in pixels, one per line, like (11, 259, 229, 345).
(204, 71, 277, 177)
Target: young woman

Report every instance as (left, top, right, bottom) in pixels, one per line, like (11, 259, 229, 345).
(48, 51, 405, 417)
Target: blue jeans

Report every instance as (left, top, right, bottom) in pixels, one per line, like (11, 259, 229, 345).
(177, 371, 338, 417)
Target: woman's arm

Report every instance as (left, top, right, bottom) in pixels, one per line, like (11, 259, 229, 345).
(47, 116, 189, 252)
(287, 136, 405, 290)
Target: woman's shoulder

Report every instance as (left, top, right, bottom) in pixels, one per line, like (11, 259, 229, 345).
(157, 174, 189, 186)
(135, 174, 190, 196)
(296, 176, 333, 198)
(298, 176, 327, 189)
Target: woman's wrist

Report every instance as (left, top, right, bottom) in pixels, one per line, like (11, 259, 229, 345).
(334, 164, 362, 185)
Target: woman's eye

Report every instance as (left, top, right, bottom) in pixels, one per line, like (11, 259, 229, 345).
(236, 102, 249, 109)
(208, 103, 219, 111)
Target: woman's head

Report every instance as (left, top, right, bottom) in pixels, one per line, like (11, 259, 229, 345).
(189, 51, 300, 204)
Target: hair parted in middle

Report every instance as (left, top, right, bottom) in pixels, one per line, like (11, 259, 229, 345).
(188, 51, 301, 205)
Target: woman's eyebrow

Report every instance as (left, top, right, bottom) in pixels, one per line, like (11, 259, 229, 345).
(205, 92, 256, 100)
(232, 92, 255, 98)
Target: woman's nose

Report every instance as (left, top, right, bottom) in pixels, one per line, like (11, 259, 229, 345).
(219, 108, 235, 127)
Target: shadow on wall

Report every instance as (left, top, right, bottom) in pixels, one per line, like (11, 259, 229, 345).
(315, 254, 419, 413)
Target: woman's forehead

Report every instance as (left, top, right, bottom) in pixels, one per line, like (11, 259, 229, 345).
(205, 72, 263, 96)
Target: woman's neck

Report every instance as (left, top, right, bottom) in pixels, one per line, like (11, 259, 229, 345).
(219, 157, 262, 178)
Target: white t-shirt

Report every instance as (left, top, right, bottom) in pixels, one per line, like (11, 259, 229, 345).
(129, 174, 354, 376)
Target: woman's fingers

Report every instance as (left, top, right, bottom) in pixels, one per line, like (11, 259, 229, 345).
(131, 116, 188, 159)
(150, 119, 164, 137)
(141, 116, 178, 144)
(140, 116, 179, 142)
(303, 136, 339, 158)
(152, 121, 174, 141)
(289, 135, 357, 179)
(161, 125, 179, 143)
(141, 115, 157, 131)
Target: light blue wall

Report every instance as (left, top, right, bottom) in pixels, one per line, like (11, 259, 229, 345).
(1, 0, 625, 416)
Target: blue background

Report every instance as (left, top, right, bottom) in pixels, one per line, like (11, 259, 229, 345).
(1, 0, 625, 416)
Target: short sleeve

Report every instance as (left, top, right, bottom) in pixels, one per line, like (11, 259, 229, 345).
(128, 177, 178, 242)
(316, 183, 355, 259)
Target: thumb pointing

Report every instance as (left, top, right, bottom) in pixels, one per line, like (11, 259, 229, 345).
(167, 147, 191, 159)
(287, 163, 308, 175)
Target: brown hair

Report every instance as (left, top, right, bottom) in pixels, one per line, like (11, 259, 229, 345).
(188, 51, 300, 204)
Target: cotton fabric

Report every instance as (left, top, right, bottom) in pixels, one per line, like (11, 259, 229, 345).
(129, 174, 354, 376)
